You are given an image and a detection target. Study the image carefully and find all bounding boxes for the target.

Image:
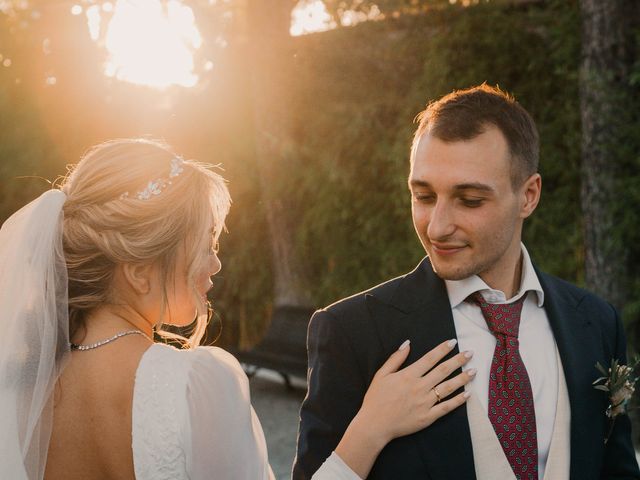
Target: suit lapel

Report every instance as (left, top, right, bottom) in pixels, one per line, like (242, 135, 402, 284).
(366, 258, 476, 479)
(537, 270, 602, 478)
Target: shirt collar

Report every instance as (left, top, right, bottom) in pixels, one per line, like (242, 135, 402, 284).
(444, 244, 545, 308)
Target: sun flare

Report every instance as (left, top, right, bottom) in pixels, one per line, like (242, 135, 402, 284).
(290, 0, 336, 37)
(83, 0, 202, 89)
(290, 0, 383, 36)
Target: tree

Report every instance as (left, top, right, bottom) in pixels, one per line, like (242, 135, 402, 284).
(246, 0, 313, 309)
(578, 0, 639, 312)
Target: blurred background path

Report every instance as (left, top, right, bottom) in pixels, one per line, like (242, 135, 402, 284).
(250, 371, 307, 480)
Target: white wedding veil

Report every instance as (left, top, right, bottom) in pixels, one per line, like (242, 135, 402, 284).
(0, 189, 70, 479)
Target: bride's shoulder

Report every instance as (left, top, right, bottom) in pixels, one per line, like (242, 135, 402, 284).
(142, 343, 241, 368)
(137, 343, 249, 397)
(149, 344, 248, 397)
(191, 345, 245, 372)
(187, 346, 249, 395)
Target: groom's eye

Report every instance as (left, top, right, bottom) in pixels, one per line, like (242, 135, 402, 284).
(413, 192, 435, 203)
(461, 198, 484, 208)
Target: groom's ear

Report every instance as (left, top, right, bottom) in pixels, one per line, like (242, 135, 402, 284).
(519, 173, 541, 219)
(120, 262, 155, 295)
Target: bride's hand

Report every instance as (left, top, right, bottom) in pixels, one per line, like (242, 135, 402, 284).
(358, 338, 474, 444)
(333, 339, 475, 478)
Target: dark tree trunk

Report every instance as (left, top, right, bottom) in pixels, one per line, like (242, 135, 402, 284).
(578, 0, 636, 311)
(247, 0, 312, 308)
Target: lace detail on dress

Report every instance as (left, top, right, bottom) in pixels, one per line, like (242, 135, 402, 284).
(132, 343, 189, 480)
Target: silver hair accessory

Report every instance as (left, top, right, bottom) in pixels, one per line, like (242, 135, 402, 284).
(120, 157, 185, 200)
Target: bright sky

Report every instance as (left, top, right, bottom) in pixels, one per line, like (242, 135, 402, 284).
(75, 0, 374, 89)
(75, 0, 201, 89)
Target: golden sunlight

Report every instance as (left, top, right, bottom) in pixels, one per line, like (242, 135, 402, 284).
(84, 0, 202, 89)
(290, 0, 336, 37)
(290, 0, 384, 36)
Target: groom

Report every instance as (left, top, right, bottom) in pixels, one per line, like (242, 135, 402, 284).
(293, 85, 640, 479)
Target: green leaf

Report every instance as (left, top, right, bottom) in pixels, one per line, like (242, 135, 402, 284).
(596, 362, 608, 376)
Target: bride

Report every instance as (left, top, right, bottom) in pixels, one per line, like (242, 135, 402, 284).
(0, 138, 474, 479)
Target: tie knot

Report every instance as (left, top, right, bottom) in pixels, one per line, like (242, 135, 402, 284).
(469, 292, 526, 338)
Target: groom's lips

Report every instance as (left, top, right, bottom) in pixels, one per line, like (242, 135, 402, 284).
(431, 243, 467, 256)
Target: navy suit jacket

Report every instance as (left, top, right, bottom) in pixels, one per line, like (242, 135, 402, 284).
(293, 257, 640, 479)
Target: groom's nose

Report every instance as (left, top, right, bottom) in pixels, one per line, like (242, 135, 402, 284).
(427, 200, 456, 240)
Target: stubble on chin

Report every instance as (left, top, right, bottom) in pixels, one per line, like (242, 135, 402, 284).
(430, 248, 511, 285)
(427, 250, 491, 281)
(429, 260, 476, 281)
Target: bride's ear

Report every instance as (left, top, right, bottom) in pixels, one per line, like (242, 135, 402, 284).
(120, 263, 155, 295)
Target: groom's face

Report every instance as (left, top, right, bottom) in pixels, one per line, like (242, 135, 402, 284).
(409, 125, 526, 287)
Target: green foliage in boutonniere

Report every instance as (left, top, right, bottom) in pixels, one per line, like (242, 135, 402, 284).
(593, 358, 640, 444)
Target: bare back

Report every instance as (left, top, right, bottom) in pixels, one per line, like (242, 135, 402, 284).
(45, 337, 151, 480)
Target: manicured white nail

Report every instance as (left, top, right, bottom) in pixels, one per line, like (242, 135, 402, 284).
(447, 339, 458, 348)
(463, 391, 471, 399)
(464, 350, 474, 359)
(399, 340, 410, 351)
(467, 368, 477, 377)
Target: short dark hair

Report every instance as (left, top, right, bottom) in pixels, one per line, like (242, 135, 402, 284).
(411, 84, 539, 188)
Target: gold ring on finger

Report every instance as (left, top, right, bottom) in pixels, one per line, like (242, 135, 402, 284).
(432, 386, 442, 403)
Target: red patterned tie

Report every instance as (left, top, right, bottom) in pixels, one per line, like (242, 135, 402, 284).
(471, 292, 538, 480)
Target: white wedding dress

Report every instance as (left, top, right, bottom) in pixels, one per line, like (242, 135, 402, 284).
(0, 190, 358, 480)
(132, 343, 359, 480)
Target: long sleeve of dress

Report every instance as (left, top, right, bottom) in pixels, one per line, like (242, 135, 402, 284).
(184, 347, 275, 480)
(184, 346, 363, 480)
(312, 452, 362, 480)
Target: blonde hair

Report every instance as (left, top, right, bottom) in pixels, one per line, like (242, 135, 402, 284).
(60, 138, 231, 348)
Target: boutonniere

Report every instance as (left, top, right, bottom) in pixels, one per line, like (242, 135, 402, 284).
(593, 358, 639, 444)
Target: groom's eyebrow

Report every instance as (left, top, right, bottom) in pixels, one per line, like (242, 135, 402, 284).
(408, 179, 495, 193)
(453, 183, 495, 193)
(408, 179, 432, 189)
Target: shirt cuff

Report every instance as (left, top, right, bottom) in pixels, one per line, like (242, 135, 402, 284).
(314, 452, 362, 480)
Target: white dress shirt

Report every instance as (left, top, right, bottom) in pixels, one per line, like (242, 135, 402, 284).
(445, 244, 558, 480)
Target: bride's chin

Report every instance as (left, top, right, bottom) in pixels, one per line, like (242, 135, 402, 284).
(196, 297, 209, 316)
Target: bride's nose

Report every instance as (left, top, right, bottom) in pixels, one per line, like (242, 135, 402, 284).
(209, 253, 222, 276)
